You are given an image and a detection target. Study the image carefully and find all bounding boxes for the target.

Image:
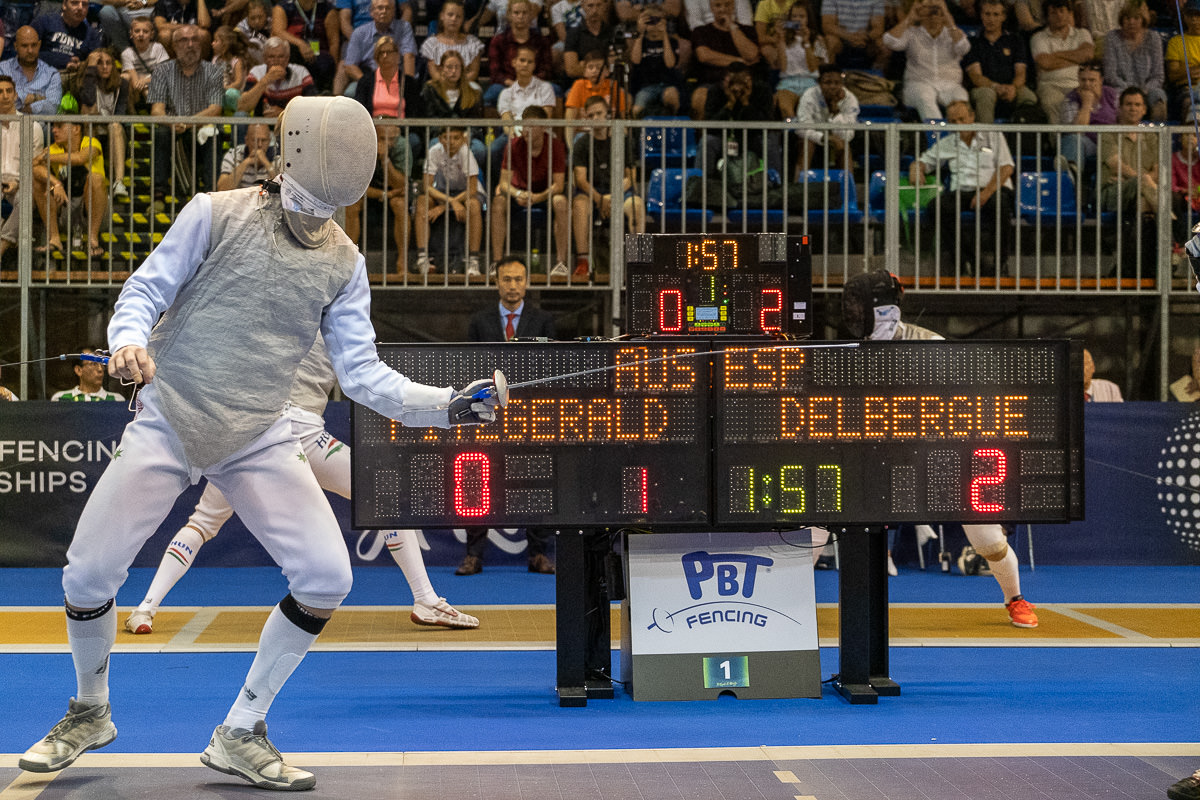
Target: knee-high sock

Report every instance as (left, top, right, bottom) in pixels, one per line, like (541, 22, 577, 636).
(137, 526, 206, 614)
(66, 601, 117, 707)
(223, 603, 319, 730)
(383, 530, 437, 605)
(986, 545, 1022, 603)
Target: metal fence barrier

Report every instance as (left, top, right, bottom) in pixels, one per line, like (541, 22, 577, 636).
(2, 113, 1198, 393)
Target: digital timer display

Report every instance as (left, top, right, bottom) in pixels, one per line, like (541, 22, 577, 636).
(625, 233, 812, 338)
(351, 340, 1082, 530)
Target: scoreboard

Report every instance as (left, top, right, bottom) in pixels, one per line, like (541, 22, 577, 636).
(351, 339, 1083, 530)
(625, 233, 812, 338)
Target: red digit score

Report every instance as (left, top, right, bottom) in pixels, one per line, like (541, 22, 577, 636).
(970, 448, 1007, 512)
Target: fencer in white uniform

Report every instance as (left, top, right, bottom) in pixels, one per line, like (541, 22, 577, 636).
(831, 270, 1040, 629)
(19, 96, 500, 791)
(124, 336, 480, 636)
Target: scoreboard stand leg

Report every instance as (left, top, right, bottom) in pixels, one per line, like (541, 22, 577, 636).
(555, 530, 614, 707)
(832, 526, 899, 704)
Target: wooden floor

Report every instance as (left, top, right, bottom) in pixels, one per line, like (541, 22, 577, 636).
(1, 603, 1197, 653)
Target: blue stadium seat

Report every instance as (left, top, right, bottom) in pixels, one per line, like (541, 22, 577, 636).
(727, 169, 864, 228)
(639, 116, 697, 169)
(799, 169, 864, 225)
(866, 169, 943, 245)
(645, 167, 713, 229)
(1018, 171, 1081, 226)
(857, 104, 902, 123)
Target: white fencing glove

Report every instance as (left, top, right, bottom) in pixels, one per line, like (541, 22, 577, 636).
(448, 377, 500, 425)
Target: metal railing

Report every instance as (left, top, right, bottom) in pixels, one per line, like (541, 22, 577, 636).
(2, 113, 1199, 396)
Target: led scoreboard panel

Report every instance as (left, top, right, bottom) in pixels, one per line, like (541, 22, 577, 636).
(625, 233, 813, 338)
(351, 340, 1082, 529)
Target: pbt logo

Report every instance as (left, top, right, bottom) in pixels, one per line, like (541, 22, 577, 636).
(682, 551, 773, 600)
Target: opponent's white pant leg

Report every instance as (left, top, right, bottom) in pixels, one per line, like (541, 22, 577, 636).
(209, 415, 352, 609)
(962, 523, 1021, 602)
(136, 481, 237, 614)
(185, 480, 236, 539)
(292, 412, 439, 604)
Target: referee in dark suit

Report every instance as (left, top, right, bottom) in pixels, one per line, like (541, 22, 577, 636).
(457, 253, 557, 575)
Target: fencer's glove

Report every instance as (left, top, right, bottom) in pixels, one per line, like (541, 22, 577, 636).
(1186, 222, 1200, 294)
(448, 378, 500, 425)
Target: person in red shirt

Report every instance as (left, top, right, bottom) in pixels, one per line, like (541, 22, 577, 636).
(489, 105, 570, 276)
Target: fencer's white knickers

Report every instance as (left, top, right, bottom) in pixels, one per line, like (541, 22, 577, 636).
(63, 385, 353, 610)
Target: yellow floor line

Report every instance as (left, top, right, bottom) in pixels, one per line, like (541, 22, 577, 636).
(2, 605, 1198, 653)
(0, 772, 53, 800)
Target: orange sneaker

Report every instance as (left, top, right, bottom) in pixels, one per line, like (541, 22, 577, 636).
(1006, 595, 1038, 628)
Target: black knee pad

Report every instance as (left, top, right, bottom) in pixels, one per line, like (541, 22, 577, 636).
(279, 593, 330, 635)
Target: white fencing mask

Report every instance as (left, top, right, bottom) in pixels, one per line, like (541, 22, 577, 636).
(277, 96, 376, 247)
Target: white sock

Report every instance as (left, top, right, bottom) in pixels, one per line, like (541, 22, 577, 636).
(383, 530, 438, 605)
(138, 526, 206, 614)
(987, 546, 1022, 603)
(223, 604, 317, 731)
(66, 603, 117, 707)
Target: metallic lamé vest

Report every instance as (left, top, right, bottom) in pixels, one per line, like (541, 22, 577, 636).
(147, 186, 358, 469)
(289, 335, 337, 417)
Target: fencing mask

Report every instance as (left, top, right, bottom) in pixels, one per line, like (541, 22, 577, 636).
(841, 269, 903, 340)
(277, 96, 376, 247)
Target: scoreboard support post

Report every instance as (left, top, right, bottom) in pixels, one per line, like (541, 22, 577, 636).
(832, 526, 900, 705)
(555, 530, 615, 707)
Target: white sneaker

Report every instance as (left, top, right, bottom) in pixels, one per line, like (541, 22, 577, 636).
(112, 182, 128, 199)
(415, 251, 433, 274)
(411, 597, 480, 629)
(201, 720, 315, 791)
(19, 698, 117, 772)
(549, 262, 569, 278)
(125, 609, 154, 634)
(887, 554, 898, 577)
(464, 255, 481, 276)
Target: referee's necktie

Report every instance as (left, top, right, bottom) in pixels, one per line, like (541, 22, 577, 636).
(505, 313, 517, 341)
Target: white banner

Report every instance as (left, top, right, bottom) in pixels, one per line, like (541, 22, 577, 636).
(627, 531, 819, 656)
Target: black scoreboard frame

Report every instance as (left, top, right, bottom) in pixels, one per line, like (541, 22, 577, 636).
(351, 339, 1084, 532)
(624, 232, 814, 338)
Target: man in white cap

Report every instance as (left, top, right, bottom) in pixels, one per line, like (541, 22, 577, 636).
(18, 95, 500, 791)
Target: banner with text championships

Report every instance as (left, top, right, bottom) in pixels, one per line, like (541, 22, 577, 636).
(0, 402, 541, 568)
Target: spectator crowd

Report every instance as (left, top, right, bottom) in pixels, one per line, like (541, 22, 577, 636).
(0, 0, 1198, 278)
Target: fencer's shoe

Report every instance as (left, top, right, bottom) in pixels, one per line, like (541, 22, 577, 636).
(957, 546, 983, 575)
(528, 553, 556, 574)
(201, 720, 315, 791)
(886, 554, 898, 577)
(1167, 768, 1200, 800)
(455, 555, 482, 575)
(411, 598, 480, 629)
(125, 609, 154, 634)
(19, 698, 117, 772)
(1005, 595, 1039, 628)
